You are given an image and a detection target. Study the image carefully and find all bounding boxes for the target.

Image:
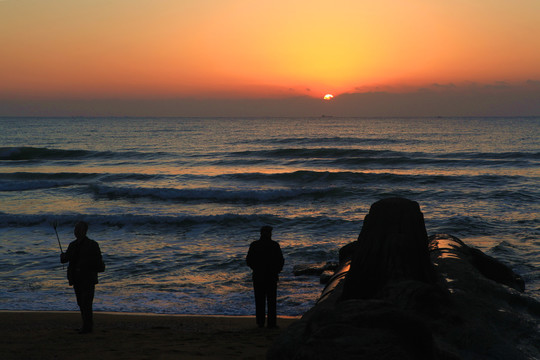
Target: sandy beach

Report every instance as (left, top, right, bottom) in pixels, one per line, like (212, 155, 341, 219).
(0, 311, 298, 360)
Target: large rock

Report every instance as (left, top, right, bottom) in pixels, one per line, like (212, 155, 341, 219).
(269, 198, 540, 360)
(341, 197, 437, 300)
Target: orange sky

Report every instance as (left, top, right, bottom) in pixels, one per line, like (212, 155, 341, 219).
(1, 0, 540, 101)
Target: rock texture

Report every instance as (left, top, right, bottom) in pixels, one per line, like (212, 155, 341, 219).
(341, 198, 436, 300)
(269, 198, 540, 360)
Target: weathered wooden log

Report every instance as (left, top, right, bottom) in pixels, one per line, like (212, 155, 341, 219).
(293, 262, 339, 277)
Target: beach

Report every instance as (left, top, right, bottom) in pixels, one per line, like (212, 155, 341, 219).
(0, 311, 298, 360)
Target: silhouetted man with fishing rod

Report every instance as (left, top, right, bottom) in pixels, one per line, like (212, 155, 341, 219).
(59, 221, 105, 334)
(246, 226, 284, 328)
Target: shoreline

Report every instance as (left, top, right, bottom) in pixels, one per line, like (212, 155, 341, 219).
(0, 309, 301, 319)
(0, 311, 299, 360)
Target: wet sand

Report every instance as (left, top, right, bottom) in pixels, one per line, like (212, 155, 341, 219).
(0, 311, 298, 360)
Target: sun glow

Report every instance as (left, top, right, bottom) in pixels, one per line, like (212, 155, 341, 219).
(323, 94, 334, 100)
(1, 1, 539, 103)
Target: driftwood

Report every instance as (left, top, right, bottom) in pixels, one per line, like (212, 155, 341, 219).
(293, 262, 339, 284)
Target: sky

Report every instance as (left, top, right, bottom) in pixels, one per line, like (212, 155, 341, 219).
(1, 0, 540, 116)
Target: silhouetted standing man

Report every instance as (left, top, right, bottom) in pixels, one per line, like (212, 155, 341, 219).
(246, 226, 284, 328)
(60, 221, 104, 334)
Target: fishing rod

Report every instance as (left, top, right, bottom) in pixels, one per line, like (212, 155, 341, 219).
(52, 221, 64, 269)
(52, 220, 63, 253)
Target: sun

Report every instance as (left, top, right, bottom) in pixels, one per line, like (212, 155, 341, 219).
(323, 94, 334, 100)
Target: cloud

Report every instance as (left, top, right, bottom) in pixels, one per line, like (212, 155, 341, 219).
(526, 79, 540, 87)
(1, 80, 539, 117)
(431, 83, 456, 90)
(484, 81, 511, 90)
(330, 81, 540, 117)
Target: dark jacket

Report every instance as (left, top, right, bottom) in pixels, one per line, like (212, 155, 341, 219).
(61, 237, 104, 285)
(246, 238, 284, 281)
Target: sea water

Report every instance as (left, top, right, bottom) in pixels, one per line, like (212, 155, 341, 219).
(0, 117, 538, 316)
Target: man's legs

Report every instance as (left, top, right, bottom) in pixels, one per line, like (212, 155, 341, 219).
(74, 282, 95, 333)
(253, 279, 266, 327)
(266, 280, 278, 328)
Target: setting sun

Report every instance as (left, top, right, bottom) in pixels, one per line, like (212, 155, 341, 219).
(323, 94, 334, 100)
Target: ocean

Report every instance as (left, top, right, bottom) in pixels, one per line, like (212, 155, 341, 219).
(0, 116, 538, 316)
